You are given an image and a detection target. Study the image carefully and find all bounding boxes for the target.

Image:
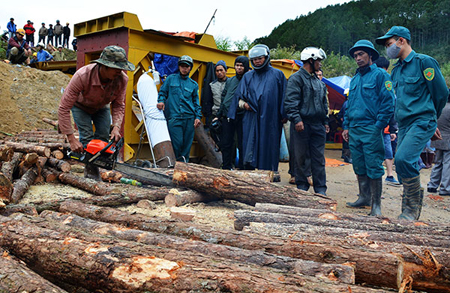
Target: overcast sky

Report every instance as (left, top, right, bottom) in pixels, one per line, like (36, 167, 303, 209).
(1, 0, 347, 46)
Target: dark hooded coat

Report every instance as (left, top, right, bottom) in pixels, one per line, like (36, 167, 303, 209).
(228, 62, 287, 171)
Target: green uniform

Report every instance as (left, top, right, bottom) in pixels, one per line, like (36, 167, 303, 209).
(391, 50, 449, 179)
(158, 73, 202, 161)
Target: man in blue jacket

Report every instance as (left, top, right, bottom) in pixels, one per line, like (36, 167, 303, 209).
(342, 40, 395, 216)
(376, 26, 449, 220)
(157, 55, 202, 162)
(7, 18, 16, 38)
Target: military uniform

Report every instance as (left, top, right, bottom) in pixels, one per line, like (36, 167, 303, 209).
(158, 73, 202, 162)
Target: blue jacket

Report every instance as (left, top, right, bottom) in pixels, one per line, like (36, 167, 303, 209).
(7, 21, 16, 33)
(391, 50, 449, 128)
(36, 50, 53, 62)
(343, 63, 394, 130)
(158, 73, 201, 120)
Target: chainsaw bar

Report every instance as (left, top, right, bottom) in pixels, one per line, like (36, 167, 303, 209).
(110, 162, 174, 187)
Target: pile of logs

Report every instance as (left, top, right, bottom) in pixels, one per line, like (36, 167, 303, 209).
(0, 128, 449, 292)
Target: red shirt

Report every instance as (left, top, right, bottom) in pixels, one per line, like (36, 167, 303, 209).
(23, 24, 35, 35)
(58, 63, 128, 135)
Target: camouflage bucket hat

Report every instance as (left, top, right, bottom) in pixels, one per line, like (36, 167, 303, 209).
(91, 45, 135, 71)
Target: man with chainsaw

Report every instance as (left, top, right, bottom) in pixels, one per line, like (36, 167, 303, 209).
(58, 45, 135, 180)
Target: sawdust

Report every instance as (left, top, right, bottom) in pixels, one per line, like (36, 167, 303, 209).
(0, 61, 70, 135)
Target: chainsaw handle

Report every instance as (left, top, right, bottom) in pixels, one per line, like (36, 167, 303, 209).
(88, 139, 116, 163)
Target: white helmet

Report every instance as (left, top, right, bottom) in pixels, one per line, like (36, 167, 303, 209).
(300, 47, 327, 61)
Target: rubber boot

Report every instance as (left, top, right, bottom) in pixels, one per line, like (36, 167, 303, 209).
(398, 176, 423, 221)
(346, 175, 371, 208)
(84, 163, 102, 182)
(368, 178, 382, 216)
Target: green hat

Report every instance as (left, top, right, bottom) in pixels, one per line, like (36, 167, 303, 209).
(91, 45, 135, 71)
(376, 26, 411, 45)
(348, 40, 379, 61)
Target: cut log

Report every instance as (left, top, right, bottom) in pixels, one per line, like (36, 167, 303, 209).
(0, 145, 14, 161)
(13, 137, 66, 143)
(0, 214, 385, 293)
(0, 248, 68, 293)
(0, 172, 13, 204)
(18, 152, 39, 177)
(56, 201, 448, 292)
(100, 169, 123, 183)
(173, 162, 337, 209)
(193, 123, 222, 168)
(42, 117, 59, 127)
(58, 172, 118, 196)
(4, 141, 51, 157)
(1, 152, 23, 180)
(47, 157, 71, 172)
(0, 203, 38, 216)
(51, 150, 65, 160)
(11, 167, 38, 204)
(234, 209, 450, 237)
(164, 188, 219, 207)
(42, 210, 356, 284)
(41, 167, 60, 182)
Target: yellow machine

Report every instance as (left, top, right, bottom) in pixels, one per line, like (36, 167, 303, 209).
(74, 12, 299, 162)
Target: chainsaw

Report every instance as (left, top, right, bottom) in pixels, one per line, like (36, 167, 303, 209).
(68, 138, 174, 187)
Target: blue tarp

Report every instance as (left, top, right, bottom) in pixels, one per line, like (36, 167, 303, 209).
(153, 54, 179, 82)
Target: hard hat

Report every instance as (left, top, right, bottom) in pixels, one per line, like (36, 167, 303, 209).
(249, 44, 270, 70)
(16, 28, 25, 36)
(300, 47, 327, 61)
(178, 55, 193, 67)
(344, 88, 349, 97)
(37, 42, 45, 47)
(57, 45, 63, 48)
(348, 40, 379, 61)
(33, 52, 37, 57)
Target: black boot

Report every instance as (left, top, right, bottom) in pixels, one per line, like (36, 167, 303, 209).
(369, 178, 382, 216)
(347, 175, 371, 208)
(398, 176, 423, 221)
(84, 163, 102, 182)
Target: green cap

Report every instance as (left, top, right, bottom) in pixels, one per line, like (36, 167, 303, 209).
(376, 26, 411, 45)
(348, 40, 379, 61)
(91, 45, 135, 71)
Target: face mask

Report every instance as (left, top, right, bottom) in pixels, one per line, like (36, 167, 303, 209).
(386, 42, 401, 59)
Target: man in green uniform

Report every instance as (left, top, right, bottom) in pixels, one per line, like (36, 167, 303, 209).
(342, 40, 394, 216)
(157, 55, 202, 162)
(376, 26, 449, 220)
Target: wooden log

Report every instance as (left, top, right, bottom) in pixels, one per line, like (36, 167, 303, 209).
(193, 123, 222, 168)
(42, 117, 58, 127)
(1, 152, 23, 180)
(4, 141, 51, 157)
(14, 137, 65, 143)
(51, 150, 65, 160)
(234, 209, 450, 237)
(39, 142, 70, 150)
(40, 210, 356, 284)
(164, 188, 219, 207)
(0, 203, 38, 216)
(0, 214, 386, 293)
(0, 145, 14, 161)
(46, 157, 71, 172)
(58, 173, 117, 196)
(42, 167, 60, 182)
(0, 248, 68, 293)
(173, 162, 337, 210)
(11, 167, 38, 204)
(0, 172, 13, 205)
(14, 133, 66, 139)
(18, 152, 39, 177)
(100, 169, 123, 183)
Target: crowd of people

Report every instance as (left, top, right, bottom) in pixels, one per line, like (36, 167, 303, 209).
(4, 17, 77, 65)
(27, 25, 450, 222)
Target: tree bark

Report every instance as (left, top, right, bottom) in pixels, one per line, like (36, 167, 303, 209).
(0, 248, 68, 293)
(164, 188, 219, 207)
(40, 210, 356, 284)
(0, 172, 13, 205)
(4, 141, 51, 157)
(0, 145, 14, 161)
(42, 167, 60, 182)
(46, 157, 71, 172)
(58, 172, 118, 196)
(1, 152, 23, 180)
(173, 162, 337, 209)
(193, 123, 222, 168)
(11, 166, 38, 204)
(234, 209, 450, 237)
(0, 203, 38, 216)
(0, 214, 385, 293)
(18, 152, 39, 177)
(42, 117, 59, 127)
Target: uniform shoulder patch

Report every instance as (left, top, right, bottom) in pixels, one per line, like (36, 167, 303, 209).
(385, 80, 393, 91)
(424, 68, 435, 81)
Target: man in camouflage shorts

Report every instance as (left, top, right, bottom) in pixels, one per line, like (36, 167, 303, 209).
(58, 45, 135, 180)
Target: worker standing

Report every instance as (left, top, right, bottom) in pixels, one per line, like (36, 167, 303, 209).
(376, 26, 449, 220)
(63, 23, 70, 49)
(7, 18, 16, 39)
(228, 44, 287, 171)
(342, 40, 395, 216)
(209, 60, 228, 148)
(157, 55, 202, 162)
(284, 47, 329, 195)
(23, 20, 35, 47)
(58, 45, 135, 180)
(38, 23, 48, 44)
(54, 20, 63, 47)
